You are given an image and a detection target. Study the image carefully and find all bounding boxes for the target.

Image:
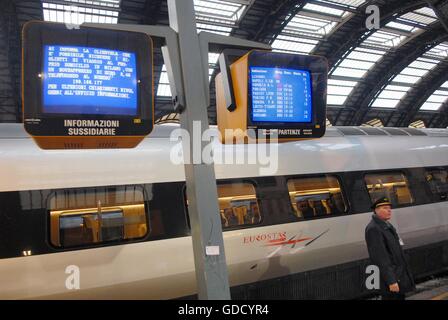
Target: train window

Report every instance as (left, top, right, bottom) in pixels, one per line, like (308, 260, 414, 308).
(287, 175, 347, 220)
(425, 169, 448, 201)
(364, 172, 414, 206)
(217, 183, 261, 228)
(49, 186, 148, 247)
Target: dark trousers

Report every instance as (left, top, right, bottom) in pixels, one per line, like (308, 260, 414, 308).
(382, 292, 405, 300)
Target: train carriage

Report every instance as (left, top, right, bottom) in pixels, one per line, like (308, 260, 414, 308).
(0, 123, 447, 299)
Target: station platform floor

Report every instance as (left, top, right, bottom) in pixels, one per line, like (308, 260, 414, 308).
(367, 274, 448, 300)
(407, 276, 448, 300)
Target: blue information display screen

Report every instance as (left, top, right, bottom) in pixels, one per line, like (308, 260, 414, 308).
(250, 67, 312, 123)
(43, 45, 137, 115)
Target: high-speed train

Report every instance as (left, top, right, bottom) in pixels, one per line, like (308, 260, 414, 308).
(0, 123, 447, 299)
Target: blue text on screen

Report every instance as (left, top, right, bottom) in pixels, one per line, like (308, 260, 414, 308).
(250, 67, 312, 123)
(43, 45, 137, 116)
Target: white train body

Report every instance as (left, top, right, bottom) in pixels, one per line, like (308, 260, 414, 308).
(0, 124, 447, 299)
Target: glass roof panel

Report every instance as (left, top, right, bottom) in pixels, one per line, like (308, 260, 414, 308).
(329, 7, 436, 107)
(332, 66, 369, 78)
(272, 0, 361, 54)
(194, 0, 247, 40)
(384, 85, 411, 92)
(419, 82, 448, 111)
(42, 1, 119, 24)
(371, 98, 400, 108)
(208, 53, 220, 64)
(286, 15, 337, 36)
(196, 23, 232, 35)
(302, 3, 346, 17)
(327, 95, 348, 105)
(363, 30, 406, 48)
(321, 0, 366, 8)
(408, 60, 438, 70)
(376, 90, 407, 100)
(400, 9, 437, 26)
(330, 45, 384, 84)
(194, 0, 248, 26)
(327, 79, 357, 105)
(371, 47, 443, 109)
(208, 53, 220, 80)
(159, 72, 169, 84)
(328, 85, 354, 96)
(328, 79, 358, 87)
(157, 84, 172, 97)
(391, 74, 422, 84)
(53, 0, 121, 8)
(327, 79, 356, 105)
(156, 65, 172, 97)
(338, 58, 376, 70)
(385, 21, 417, 32)
(427, 91, 448, 103)
(400, 66, 429, 77)
(419, 57, 441, 64)
(272, 35, 319, 54)
(426, 43, 448, 59)
(414, 7, 437, 17)
(345, 49, 383, 62)
(420, 102, 443, 111)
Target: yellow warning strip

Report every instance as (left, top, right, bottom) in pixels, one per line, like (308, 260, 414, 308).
(431, 291, 448, 300)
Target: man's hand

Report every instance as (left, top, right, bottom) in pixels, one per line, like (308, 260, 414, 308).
(389, 283, 400, 293)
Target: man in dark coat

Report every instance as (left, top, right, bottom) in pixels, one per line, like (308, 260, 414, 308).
(365, 197, 415, 300)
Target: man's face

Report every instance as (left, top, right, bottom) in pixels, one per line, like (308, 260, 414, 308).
(375, 205, 392, 220)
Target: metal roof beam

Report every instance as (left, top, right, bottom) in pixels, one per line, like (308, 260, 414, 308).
(425, 0, 448, 33)
(249, 0, 306, 42)
(139, 0, 166, 25)
(426, 112, 439, 127)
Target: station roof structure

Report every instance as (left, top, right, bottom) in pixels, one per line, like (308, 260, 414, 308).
(1, 0, 447, 128)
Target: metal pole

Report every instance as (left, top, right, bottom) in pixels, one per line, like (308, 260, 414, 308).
(167, 0, 231, 300)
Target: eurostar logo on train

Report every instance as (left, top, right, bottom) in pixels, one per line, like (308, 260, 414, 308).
(243, 229, 330, 248)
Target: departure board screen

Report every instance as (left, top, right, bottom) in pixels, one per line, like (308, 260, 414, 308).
(250, 67, 312, 123)
(43, 45, 137, 115)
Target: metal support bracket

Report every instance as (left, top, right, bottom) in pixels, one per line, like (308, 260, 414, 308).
(84, 7, 272, 299)
(198, 31, 271, 105)
(83, 23, 186, 113)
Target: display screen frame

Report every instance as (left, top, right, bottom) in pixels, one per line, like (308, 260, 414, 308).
(23, 21, 153, 137)
(246, 51, 327, 135)
(249, 66, 313, 124)
(42, 45, 139, 117)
